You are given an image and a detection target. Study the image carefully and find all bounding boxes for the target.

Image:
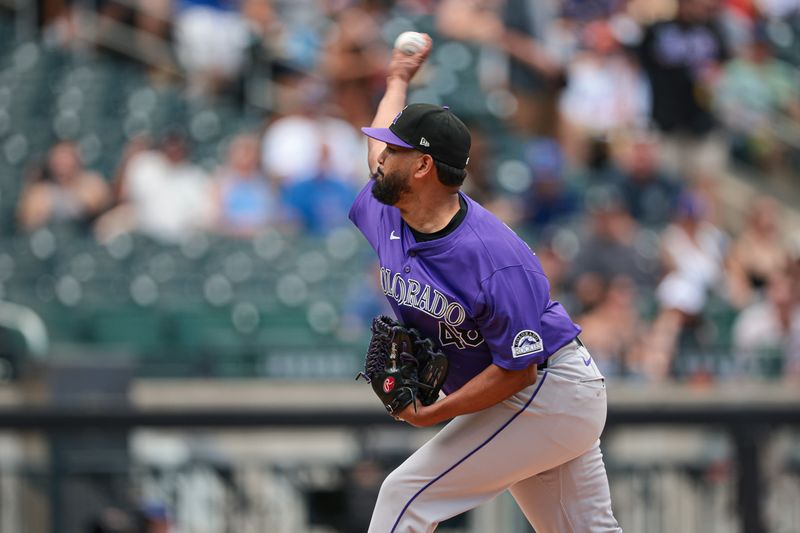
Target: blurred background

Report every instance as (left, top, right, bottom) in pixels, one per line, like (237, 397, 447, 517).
(0, 0, 799, 531)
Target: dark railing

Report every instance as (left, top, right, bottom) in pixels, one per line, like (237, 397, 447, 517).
(0, 393, 798, 533)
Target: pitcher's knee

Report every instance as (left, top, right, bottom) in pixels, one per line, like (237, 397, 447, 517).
(375, 468, 412, 510)
(371, 467, 433, 530)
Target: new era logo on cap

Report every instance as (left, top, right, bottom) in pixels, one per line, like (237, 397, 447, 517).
(361, 104, 471, 170)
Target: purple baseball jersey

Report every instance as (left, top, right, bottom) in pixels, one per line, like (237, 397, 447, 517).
(349, 181, 581, 394)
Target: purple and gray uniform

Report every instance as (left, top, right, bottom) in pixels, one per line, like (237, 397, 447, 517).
(351, 180, 621, 532)
(350, 181, 580, 392)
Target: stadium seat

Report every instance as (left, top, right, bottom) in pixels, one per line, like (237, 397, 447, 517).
(87, 306, 165, 350)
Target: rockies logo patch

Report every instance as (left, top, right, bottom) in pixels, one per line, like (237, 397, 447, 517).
(511, 330, 543, 358)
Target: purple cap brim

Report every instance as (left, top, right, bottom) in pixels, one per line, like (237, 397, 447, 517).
(361, 127, 414, 149)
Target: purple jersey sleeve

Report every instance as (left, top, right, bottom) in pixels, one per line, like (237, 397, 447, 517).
(475, 266, 551, 369)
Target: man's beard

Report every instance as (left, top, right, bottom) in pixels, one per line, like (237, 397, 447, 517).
(371, 168, 410, 206)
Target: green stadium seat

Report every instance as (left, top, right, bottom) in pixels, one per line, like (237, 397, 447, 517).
(164, 307, 241, 350)
(37, 304, 92, 343)
(87, 306, 165, 352)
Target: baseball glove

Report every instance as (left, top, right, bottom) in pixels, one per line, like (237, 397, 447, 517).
(356, 315, 448, 416)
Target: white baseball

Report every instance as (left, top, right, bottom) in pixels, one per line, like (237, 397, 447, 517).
(394, 31, 426, 55)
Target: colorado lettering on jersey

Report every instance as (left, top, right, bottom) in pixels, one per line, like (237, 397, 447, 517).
(379, 267, 466, 326)
(379, 266, 484, 350)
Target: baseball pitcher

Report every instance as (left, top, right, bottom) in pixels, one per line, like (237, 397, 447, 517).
(351, 34, 622, 533)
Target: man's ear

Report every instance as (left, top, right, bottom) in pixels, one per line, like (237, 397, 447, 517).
(413, 154, 435, 179)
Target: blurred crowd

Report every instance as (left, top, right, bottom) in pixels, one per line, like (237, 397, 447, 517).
(10, 0, 800, 384)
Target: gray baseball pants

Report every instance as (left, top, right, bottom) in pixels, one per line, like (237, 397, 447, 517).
(368, 340, 622, 532)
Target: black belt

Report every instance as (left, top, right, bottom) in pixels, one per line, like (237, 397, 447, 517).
(538, 336, 583, 370)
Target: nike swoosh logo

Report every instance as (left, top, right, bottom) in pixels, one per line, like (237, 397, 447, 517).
(390, 231, 400, 240)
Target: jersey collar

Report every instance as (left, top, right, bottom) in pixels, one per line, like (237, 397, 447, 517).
(404, 191, 474, 254)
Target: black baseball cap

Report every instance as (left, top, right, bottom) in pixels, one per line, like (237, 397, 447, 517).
(362, 103, 471, 170)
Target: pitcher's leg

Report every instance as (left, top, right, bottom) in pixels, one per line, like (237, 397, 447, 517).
(368, 374, 600, 533)
(509, 440, 621, 533)
(367, 402, 540, 533)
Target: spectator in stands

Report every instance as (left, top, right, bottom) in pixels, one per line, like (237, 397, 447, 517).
(519, 137, 581, 236)
(38, 0, 80, 47)
(721, 0, 760, 54)
(727, 195, 791, 307)
(109, 134, 152, 200)
(499, 0, 569, 136)
(94, 128, 213, 244)
(237, 0, 289, 104)
(260, 75, 365, 187)
(281, 143, 357, 236)
(17, 141, 112, 232)
(135, 0, 172, 42)
(714, 23, 800, 171)
(575, 275, 648, 379)
(571, 137, 625, 188)
(625, 0, 679, 22)
(561, 0, 625, 22)
(646, 191, 730, 380)
(89, 0, 174, 69)
(436, 0, 565, 135)
(211, 133, 281, 237)
(637, 0, 731, 179)
(732, 268, 800, 379)
(617, 132, 682, 228)
(240, 0, 281, 43)
(529, 227, 578, 306)
(559, 19, 650, 164)
(765, 5, 800, 67)
(174, 0, 252, 99)
(568, 185, 658, 311)
(7, 0, 800, 392)
(756, 0, 800, 21)
(320, 0, 390, 127)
